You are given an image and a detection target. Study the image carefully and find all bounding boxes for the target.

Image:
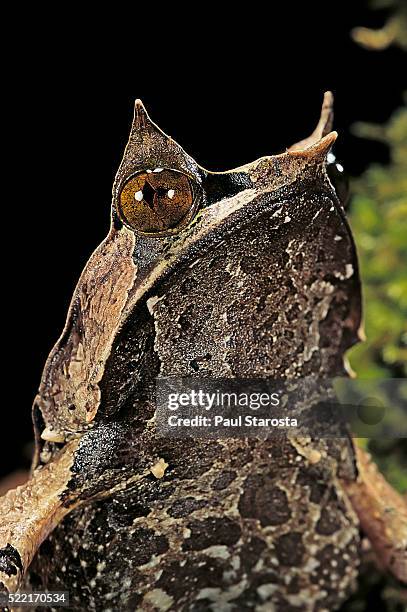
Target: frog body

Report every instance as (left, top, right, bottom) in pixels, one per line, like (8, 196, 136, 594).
(1, 94, 367, 611)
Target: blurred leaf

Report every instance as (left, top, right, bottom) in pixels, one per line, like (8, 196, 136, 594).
(347, 99, 407, 504)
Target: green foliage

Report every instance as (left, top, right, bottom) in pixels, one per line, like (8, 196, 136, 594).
(340, 98, 407, 612)
(348, 101, 407, 381)
(347, 100, 407, 495)
(351, 0, 407, 51)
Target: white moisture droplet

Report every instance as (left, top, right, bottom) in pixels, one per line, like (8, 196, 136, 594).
(134, 190, 144, 201)
(336, 163, 344, 173)
(167, 189, 175, 199)
(327, 152, 336, 163)
(345, 263, 354, 278)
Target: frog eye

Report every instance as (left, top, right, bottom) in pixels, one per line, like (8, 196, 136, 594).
(118, 168, 199, 236)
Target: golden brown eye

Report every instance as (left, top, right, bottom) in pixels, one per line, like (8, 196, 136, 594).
(118, 168, 198, 235)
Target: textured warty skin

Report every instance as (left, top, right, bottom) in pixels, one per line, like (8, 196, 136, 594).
(0, 93, 373, 611)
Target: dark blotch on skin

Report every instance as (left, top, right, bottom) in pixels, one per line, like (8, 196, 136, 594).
(167, 497, 207, 518)
(0, 544, 23, 577)
(286, 575, 301, 594)
(230, 446, 253, 468)
(190, 600, 214, 612)
(240, 537, 267, 570)
(275, 600, 303, 612)
(316, 506, 341, 535)
(113, 214, 123, 230)
(131, 528, 169, 566)
(238, 474, 291, 526)
(274, 532, 305, 566)
(106, 482, 176, 527)
(296, 467, 327, 504)
(211, 470, 237, 490)
(157, 557, 226, 597)
(182, 517, 241, 551)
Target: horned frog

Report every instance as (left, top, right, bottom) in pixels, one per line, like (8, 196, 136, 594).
(0, 93, 405, 611)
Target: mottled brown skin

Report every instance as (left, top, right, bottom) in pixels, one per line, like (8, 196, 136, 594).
(0, 94, 373, 611)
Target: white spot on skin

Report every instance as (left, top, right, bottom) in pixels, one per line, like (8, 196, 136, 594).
(40, 427, 66, 443)
(153, 167, 163, 173)
(150, 458, 168, 479)
(334, 263, 354, 280)
(196, 582, 247, 604)
(257, 583, 278, 600)
(143, 589, 174, 611)
(334, 235, 343, 241)
(147, 295, 162, 315)
(203, 545, 230, 559)
(284, 215, 291, 223)
(308, 449, 322, 464)
(134, 190, 143, 201)
(167, 189, 175, 199)
(231, 556, 241, 570)
(40, 448, 52, 463)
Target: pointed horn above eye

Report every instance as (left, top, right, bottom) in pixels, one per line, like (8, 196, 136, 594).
(287, 130, 338, 168)
(129, 98, 170, 141)
(247, 130, 337, 189)
(289, 91, 334, 152)
(290, 130, 337, 159)
(133, 98, 151, 131)
(113, 99, 201, 199)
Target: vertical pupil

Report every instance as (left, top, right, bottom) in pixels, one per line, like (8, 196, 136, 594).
(120, 169, 195, 234)
(141, 181, 156, 209)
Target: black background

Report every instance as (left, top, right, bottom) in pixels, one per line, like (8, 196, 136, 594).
(2, 1, 406, 476)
